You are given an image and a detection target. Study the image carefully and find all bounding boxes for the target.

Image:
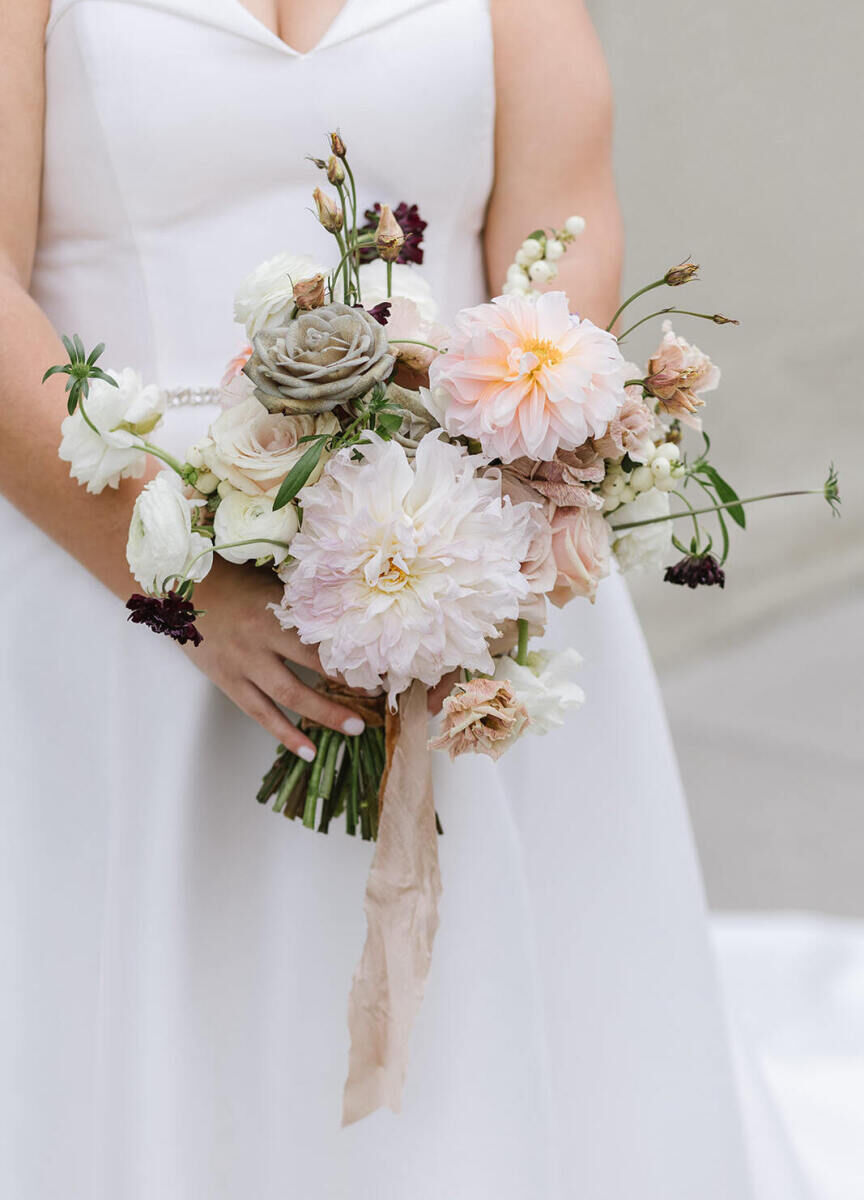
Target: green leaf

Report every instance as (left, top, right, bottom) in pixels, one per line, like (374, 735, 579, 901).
(86, 342, 106, 367)
(61, 334, 76, 362)
(41, 364, 70, 384)
(67, 388, 79, 415)
(699, 464, 746, 528)
(272, 438, 326, 510)
(90, 368, 118, 387)
(376, 409, 403, 438)
(72, 334, 86, 363)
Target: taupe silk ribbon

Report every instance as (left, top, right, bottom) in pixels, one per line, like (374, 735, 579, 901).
(342, 680, 441, 1125)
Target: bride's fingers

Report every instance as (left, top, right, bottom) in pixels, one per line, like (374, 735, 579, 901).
(427, 671, 459, 715)
(270, 626, 331, 677)
(234, 680, 318, 761)
(258, 658, 366, 736)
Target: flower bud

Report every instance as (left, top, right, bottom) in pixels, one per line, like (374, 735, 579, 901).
(564, 215, 586, 237)
(306, 155, 327, 170)
(329, 130, 346, 158)
(326, 155, 345, 186)
(711, 313, 739, 325)
(293, 273, 326, 311)
(313, 187, 343, 233)
(374, 204, 405, 262)
(664, 261, 699, 286)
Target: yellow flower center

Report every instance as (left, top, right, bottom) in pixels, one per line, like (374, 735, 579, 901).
(375, 557, 410, 593)
(522, 337, 563, 375)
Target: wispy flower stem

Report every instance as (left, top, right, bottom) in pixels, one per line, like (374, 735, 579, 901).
(610, 489, 827, 531)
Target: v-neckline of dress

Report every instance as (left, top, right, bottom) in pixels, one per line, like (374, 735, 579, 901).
(228, 0, 354, 57)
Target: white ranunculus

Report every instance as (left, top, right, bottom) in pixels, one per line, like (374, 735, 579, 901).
(213, 489, 299, 565)
(610, 487, 672, 572)
(276, 431, 536, 706)
(59, 368, 165, 494)
(127, 471, 213, 593)
(193, 397, 339, 497)
(234, 251, 327, 339)
(357, 260, 439, 323)
(492, 647, 584, 735)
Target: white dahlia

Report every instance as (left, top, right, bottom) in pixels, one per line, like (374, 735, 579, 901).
(274, 432, 536, 705)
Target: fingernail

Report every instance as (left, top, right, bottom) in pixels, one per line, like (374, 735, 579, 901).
(298, 744, 316, 762)
(342, 717, 365, 736)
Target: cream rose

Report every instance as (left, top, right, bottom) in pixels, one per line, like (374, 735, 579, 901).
(234, 251, 327, 340)
(195, 397, 339, 497)
(213, 490, 299, 566)
(126, 471, 213, 593)
(548, 505, 612, 606)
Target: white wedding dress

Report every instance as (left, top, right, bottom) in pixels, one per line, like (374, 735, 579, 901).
(0, 1, 822, 1197)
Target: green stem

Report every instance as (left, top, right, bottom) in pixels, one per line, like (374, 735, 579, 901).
(303, 729, 331, 828)
(606, 279, 667, 333)
(135, 439, 190, 478)
(387, 338, 443, 352)
(167, 537, 293, 592)
(609, 489, 825, 532)
(516, 618, 529, 666)
(329, 235, 375, 299)
(77, 395, 102, 438)
(617, 307, 728, 342)
(386, 259, 393, 299)
(670, 488, 703, 549)
(273, 755, 309, 815)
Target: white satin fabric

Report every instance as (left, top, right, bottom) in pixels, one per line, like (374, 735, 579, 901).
(0, 1, 818, 1196)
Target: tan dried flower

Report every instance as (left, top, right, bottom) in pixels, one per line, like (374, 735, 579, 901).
(292, 273, 326, 311)
(326, 155, 345, 186)
(313, 187, 343, 233)
(644, 321, 720, 418)
(428, 677, 529, 761)
(243, 303, 395, 415)
(664, 260, 699, 286)
(329, 130, 347, 158)
(374, 205, 405, 263)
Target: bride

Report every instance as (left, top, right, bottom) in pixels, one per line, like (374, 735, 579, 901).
(0, 0, 814, 1196)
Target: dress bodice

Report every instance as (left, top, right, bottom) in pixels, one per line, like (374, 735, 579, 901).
(34, 0, 494, 391)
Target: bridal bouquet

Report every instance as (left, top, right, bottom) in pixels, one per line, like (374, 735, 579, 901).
(47, 131, 838, 1121)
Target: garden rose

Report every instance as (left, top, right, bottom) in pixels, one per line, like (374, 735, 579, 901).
(244, 303, 394, 414)
(195, 397, 338, 497)
(213, 489, 299, 565)
(234, 251, 326, 339)
(591, 387, 658, 462)
(548, 504, 611, 606)
(126, 471, 213, 593)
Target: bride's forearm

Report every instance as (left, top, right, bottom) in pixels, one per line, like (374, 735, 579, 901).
(0, 271, 151, 599)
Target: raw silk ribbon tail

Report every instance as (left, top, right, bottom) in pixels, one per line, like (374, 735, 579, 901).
(342, 680, 442, 1125)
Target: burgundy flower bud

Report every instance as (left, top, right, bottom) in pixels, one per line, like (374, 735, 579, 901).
(663, 554, 726, 589)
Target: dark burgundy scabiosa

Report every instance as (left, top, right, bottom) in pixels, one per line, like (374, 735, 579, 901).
(664, 554, 726, 589)
(358, 202, 427, 265)
(126, 591, 204, 646)
(367, 301, 392, 326)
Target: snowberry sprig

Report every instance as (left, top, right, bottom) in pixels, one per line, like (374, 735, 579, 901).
(500, 215, 587, 297)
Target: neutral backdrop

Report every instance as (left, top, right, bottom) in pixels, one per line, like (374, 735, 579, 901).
(588, 0, 864, 914)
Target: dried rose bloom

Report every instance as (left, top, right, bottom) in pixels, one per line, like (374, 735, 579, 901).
(326, 155, 345, 185)
(313, 187, 343, 233)
(329, 130, 346, 158)
(244, 302, 395, 414)
(428, 678, 529, 761)
(374, 205, 405, 262)
(293, 273, 326, 311)
(360, 202, 428, 265)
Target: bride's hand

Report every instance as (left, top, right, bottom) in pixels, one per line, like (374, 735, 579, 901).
(183, 560, 366, 761)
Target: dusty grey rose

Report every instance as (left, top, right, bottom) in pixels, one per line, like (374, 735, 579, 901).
(243, 302, 395, 414)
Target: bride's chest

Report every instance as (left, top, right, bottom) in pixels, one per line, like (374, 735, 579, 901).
(43, 0, 495, 235)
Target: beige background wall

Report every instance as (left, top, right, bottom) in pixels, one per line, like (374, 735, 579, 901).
(587, 0, 864, 912)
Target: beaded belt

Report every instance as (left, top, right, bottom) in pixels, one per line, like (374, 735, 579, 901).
(161, 386, 222, 408)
